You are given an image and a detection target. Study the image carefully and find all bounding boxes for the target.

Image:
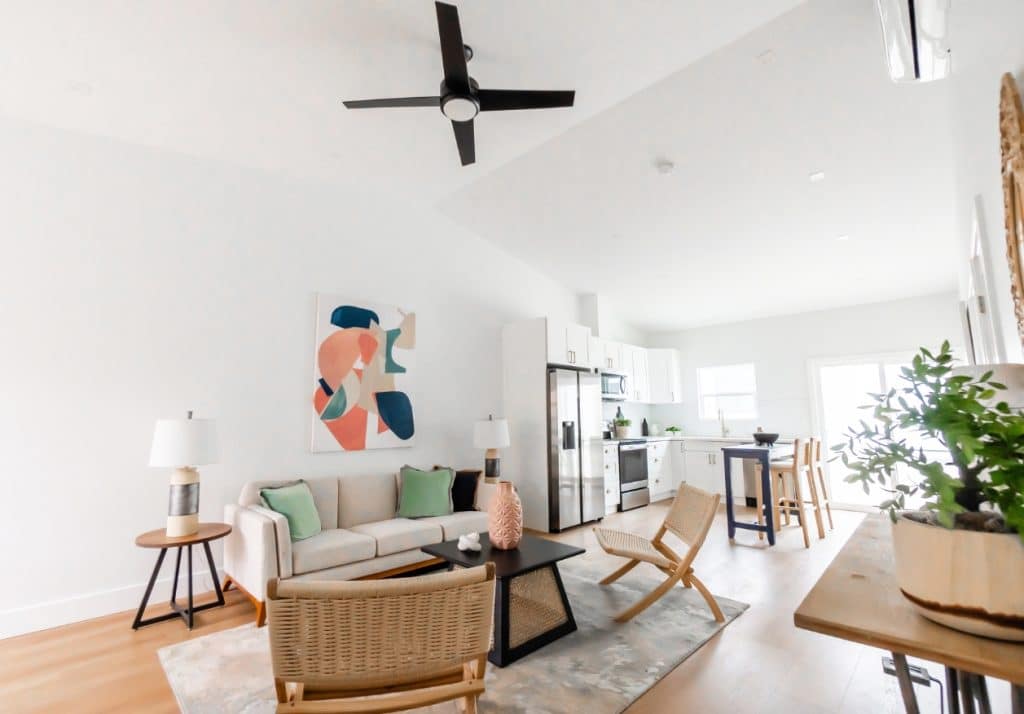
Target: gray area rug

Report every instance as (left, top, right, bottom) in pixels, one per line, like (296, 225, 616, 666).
(159, 551, 748, 713)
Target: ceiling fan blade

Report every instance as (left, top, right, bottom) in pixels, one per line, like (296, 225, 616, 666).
(435, 2, 469, 91)
(451, 119, 475, 166)
(342, 96, 440, 109)
(477, 89, 576, 112)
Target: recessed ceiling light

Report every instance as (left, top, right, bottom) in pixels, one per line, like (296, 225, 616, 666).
(756, 50, 776, 65)
(837, 234, 850, 241)
(655, 159, 675, 175)
(809, 171, 826, 183)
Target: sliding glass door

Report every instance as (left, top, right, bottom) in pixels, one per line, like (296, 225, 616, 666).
(810, 352, 941, 510)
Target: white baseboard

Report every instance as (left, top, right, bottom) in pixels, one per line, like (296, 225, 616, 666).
(0, 567, 225, 639)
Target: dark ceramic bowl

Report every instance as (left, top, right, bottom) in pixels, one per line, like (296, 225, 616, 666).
(753, 432, 779, 446)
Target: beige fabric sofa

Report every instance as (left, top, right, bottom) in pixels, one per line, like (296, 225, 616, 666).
(223, 472, 493, 625)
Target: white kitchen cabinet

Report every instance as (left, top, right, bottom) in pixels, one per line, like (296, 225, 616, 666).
(603, 444, 620, 513)
(669, 439, 686, 491)
(604, 340, 625, 372)
(624, 345, 650, 402)
(683, 449, 717, 494)
(647, 348, 682, 404)
(589, 337, 605, 371)
(681, 440, 747, 501)
(647, 440, 670, 499)
(546, 319, 592, 368)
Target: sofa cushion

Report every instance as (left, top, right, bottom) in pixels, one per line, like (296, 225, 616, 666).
(397, 466, 454, 518)
(260, 481, 322, 541)
(349, 518, 443, 557)
(434, 466, 481, 512)
(338, 473, 397, 529)
(291, 528, 376, 575)
(239, 478, 339, 529)
(419, 511, 489, 540)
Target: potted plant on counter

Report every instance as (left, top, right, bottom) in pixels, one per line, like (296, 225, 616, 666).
(614, 418, 632, 440)
(835, 341, 1024, 641)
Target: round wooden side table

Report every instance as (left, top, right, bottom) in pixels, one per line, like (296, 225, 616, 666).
(132, 522, 232, 630)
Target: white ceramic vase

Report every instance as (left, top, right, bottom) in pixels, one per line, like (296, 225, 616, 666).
(892, 515, 1024, 641)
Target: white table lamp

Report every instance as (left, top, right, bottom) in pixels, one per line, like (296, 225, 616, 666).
(473, 415, 510, 482)
(150, 411, 218, 537)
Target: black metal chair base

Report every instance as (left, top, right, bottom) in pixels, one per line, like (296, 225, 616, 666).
(132, 540, 225, 630)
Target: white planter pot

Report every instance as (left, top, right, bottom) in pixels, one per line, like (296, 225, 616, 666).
(892, 515, 1024, 641)
(614, 425, 631, 439)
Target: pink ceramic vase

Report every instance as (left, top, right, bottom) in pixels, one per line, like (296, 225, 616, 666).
(488, 481, 523, 550)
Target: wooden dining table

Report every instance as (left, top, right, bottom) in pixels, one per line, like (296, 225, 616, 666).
(795, 515, 1023, 714)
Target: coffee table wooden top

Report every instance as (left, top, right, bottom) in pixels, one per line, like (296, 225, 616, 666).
(794, 514, 1024, 684)
(422, 532, 584, 579)
(135, 523, 232, 549)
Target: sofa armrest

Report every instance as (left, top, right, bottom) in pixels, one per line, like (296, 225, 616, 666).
(223, 504, 289, 601)
(248, 505, 293, 579)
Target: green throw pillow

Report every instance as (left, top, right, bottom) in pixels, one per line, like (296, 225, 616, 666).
(397, 466, 454, 518)
(260, 481, 322, 541)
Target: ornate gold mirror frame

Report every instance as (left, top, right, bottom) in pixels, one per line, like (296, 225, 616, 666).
(1000, 73, 1024, 347)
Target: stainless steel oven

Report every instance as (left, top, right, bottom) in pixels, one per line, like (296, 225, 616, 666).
(618, 440, 650, 511)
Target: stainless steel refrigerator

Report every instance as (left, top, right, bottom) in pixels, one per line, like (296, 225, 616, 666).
(547, 367, 604, 532)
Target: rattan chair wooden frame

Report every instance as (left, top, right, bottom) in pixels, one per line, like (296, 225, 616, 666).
(594, 484, 724, 623)
(267, 563, 495, 714)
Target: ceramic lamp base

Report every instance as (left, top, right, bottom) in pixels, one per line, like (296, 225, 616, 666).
(484, 448, 501, 483)
(166, 513, 199, 538)
(167, 467, 200, 537)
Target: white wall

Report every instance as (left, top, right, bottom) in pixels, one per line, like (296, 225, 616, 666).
(0, 116, 579, 637)
(948, 0, 1024, 363)
(646, 293, 963, 437)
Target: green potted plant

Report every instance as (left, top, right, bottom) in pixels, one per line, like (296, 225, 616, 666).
(835, 341, 1024, 640)
(614, 417, 632, 440)
(665, 426, 682, 436)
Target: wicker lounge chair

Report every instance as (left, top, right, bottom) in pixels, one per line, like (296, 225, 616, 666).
(267, 563, 495, 713)
(595, 484, 724, 623)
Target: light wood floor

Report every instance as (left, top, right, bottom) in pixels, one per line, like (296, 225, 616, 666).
(0, 502, 1010, 713)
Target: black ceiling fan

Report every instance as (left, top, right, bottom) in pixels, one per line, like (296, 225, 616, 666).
(342, 1, 575, 166)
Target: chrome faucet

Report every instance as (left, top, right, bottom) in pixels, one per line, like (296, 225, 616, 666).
(718, 409, 730, 438)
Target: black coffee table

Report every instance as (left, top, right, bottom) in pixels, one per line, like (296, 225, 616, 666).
(421, 532, 585, 667)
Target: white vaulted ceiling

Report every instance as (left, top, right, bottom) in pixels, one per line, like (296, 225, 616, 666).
(438, 0, 960, 330)
(0, 1, 960, 331)
(0, 0, 803, 203)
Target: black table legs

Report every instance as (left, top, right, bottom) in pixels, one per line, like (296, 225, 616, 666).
(891, 652, 1014, 714)
(724, 451, 776, 545)
(132, 542, 225, 630)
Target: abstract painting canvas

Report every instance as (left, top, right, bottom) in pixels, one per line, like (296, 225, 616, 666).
(311, 295, 416, 452)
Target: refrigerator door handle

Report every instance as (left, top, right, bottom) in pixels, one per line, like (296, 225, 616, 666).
(562, 421, 577, 451)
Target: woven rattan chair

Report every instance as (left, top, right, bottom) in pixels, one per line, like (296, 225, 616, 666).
(267, 563, 495, 713)
(594, 484, 724, 623)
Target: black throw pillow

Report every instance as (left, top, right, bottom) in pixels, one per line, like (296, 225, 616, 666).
(452, 469, 482, 511)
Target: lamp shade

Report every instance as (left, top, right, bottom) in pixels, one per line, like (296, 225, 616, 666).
(149, 417, 219, 467)
(473, 417, 510, 449)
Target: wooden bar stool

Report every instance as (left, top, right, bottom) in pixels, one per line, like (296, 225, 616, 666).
(767, 438, 813, 548)
(808, 437, 834, 530)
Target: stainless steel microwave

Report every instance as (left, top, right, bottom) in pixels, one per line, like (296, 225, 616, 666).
(601, 372, 628, 400)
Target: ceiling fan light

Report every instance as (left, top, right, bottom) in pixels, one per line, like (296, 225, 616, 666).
(441, 95, 479, 122)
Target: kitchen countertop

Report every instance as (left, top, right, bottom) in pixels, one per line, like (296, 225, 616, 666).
(601, 435, 792, 444)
